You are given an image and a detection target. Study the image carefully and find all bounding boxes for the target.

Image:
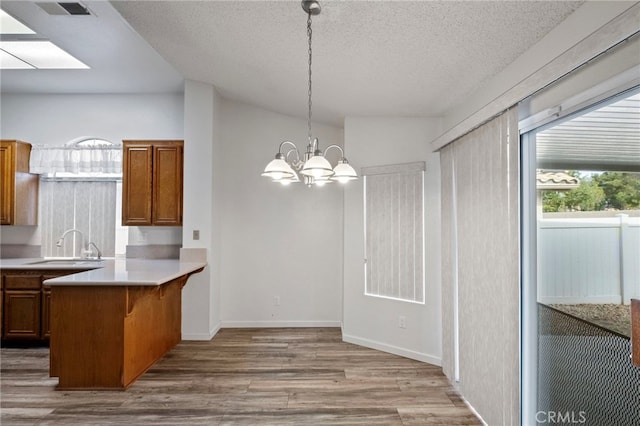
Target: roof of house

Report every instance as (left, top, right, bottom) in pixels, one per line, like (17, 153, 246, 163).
(536, 171, 580, 190)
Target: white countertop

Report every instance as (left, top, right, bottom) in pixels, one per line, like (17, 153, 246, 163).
(0, 258, 207, 286)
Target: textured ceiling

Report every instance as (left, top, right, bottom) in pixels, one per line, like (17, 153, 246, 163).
(0, 1, 585, 126)
(111, 0, 584, 124)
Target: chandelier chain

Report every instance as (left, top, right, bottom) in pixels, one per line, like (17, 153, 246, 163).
(261, 2, 358, 186)
(307, 12, 313, 143)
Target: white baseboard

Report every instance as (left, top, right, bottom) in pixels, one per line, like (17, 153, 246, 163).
(462, 396, 488, 426)
(445, 375, 488, 425)
(220, 320, 342, 328)
(182, 322, 221, 341)
(342, 332, 441, 366)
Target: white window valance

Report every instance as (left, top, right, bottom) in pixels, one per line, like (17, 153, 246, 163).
(29, 144, 122, 174)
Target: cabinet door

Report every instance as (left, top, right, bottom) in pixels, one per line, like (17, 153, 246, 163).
(0, 142, 15, 225)
(122, 143, 153, 225)
(41, 272, 73, 340)
(3, 290, 41, 339)
(152, 142, 183, 226)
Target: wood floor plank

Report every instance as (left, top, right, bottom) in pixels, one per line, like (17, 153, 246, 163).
(120, 392, 290, 410)
(219, 408, 404, 426)
(1, 327, 480, 425)
(287, 389, 455, 409)
(37, 408, 226, 426)
(398, 406, 484, 425)
(248, 378, 401, 393)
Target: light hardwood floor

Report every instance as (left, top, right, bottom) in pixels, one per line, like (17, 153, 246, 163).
(1, 328, 481, 425)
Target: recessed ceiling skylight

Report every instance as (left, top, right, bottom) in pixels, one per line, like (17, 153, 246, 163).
(0, 40, 89, 69)
(0, 9, 35, 34)
(0, 9, 89, 69)
(0, 49, 34, 69)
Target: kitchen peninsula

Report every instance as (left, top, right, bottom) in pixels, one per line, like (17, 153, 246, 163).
(1, 258, 205, 390)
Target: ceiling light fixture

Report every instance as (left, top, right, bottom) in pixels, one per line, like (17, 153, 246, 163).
(262, 0, 357, 187)
(0, 9, 35, 34)
(0, 10, 89, 70)
(0, 49, 34, 69)
(0, 40, 89, 69)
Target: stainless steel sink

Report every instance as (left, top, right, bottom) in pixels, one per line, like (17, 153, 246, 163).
(27, 258, 104, 266)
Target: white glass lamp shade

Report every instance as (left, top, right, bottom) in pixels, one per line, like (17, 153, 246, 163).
(331, 160, 358, 183)
(262, 157, 294, 181)
(313, 176, 333, 186)
(300, 154, 334, 178)
(279, 169, 300, 185)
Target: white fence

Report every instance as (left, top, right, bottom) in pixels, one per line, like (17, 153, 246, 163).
(538, 214, 640, 305)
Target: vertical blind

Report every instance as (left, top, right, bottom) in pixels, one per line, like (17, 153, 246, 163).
(40, 180, 116, 258)
(363, 162, 425, 303)
(440, 107, 519, 425)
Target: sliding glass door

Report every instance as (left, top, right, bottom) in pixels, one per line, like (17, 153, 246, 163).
(521, 89, 640, 425)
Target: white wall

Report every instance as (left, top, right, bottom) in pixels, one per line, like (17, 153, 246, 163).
(181, 80, 223, 339)
(218, 99, 344, 327)
(0, 93, 184, 247)
(0, 93, 183, 145)
(343, 117, 442, 364)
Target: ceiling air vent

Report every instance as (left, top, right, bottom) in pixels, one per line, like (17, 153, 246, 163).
(58, 3, 90, 15)
(36, 2, 91, 16)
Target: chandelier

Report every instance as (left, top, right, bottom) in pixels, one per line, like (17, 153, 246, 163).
(262, 0, 357, 187)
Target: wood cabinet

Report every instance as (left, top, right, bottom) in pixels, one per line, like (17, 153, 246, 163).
(4, 290, 41, 339)
(0, 140, 39, 226)
(122, 140, 183, 226)
(50, 276, 188, 389)
(3, 274, 42, 339)
(1, 270, 82, 342)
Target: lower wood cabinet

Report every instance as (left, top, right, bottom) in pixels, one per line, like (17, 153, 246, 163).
(3, 290, 41, 338)
(1, 269, 82, 342)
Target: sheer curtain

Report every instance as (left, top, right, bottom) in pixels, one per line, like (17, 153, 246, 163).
(440, 107, 519, 425)
(40, 180, 116, 258)
(31, 142, 121, 258)
(30, 145, 121, 174)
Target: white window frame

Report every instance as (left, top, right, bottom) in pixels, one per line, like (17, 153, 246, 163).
(38, 137, 127, 258)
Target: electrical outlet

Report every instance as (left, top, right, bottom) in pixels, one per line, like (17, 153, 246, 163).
(274, 296, 281, 306)
(399, 315, 407, 329)
(193, 230, 200, 240)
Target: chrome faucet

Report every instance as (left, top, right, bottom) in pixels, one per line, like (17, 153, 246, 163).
(56, 228, 84, 249)
(56, 229, 102, 259)
(86, 241, 102, 260)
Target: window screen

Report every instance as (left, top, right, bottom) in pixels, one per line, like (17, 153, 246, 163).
(363, 162, 425, 303)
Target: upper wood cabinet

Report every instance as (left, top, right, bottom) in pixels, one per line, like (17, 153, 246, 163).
(122, 140, 183, 226)
(0, 140, 39, 226)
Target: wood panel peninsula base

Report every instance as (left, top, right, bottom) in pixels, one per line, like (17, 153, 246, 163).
(50, 270, 202, 390)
